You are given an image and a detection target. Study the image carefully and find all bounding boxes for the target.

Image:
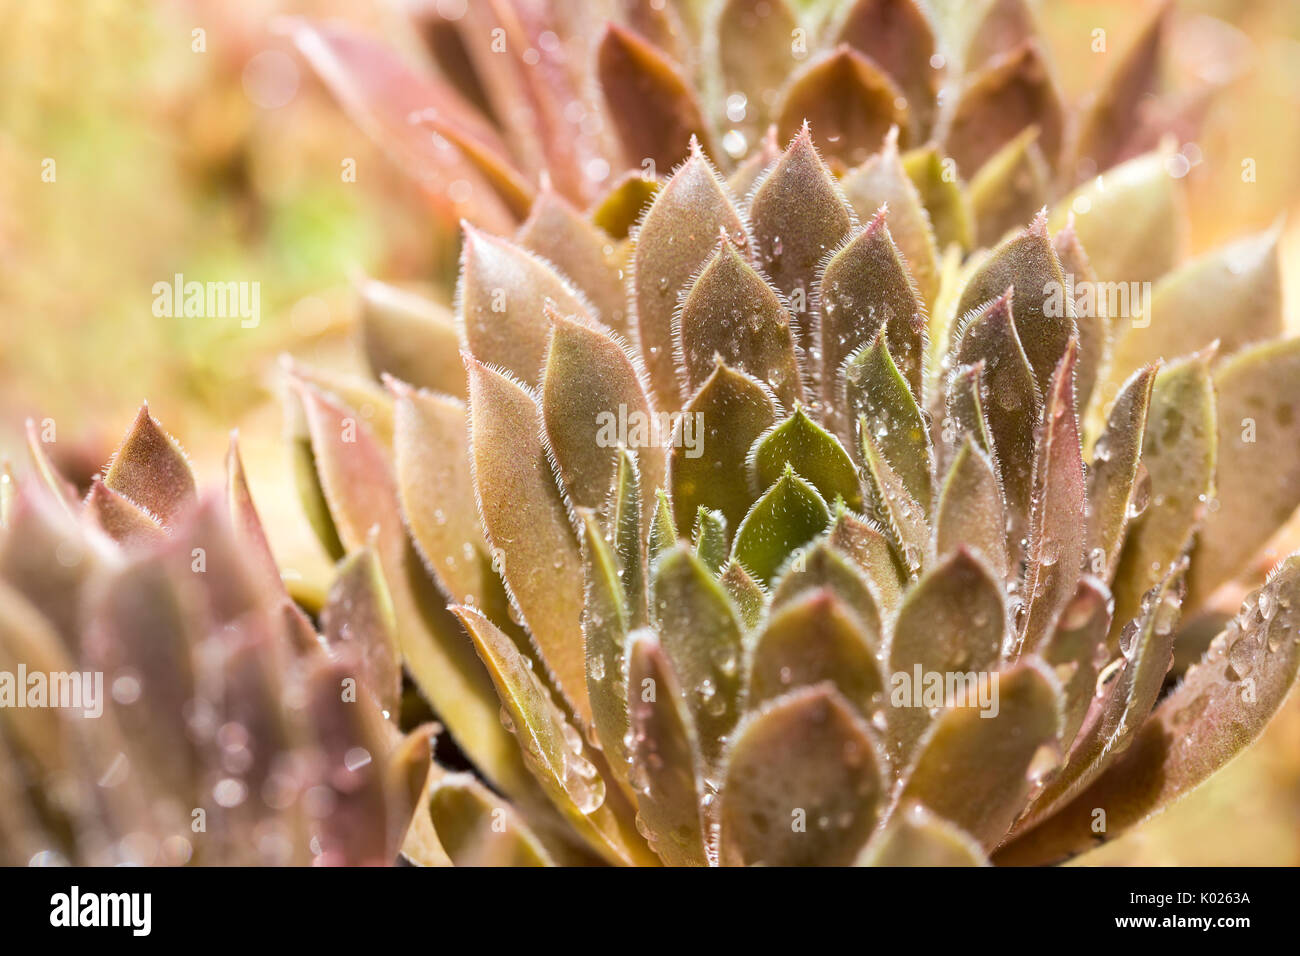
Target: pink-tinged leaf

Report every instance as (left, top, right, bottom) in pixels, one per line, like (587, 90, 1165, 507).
(1109, 351, 1215, 650)
(840, 131, 940, 307)
(998, 554, 1300, 865)
(23, 420, 77, 515)
(1108, 228, 1283, 392)
(770, 537, 883, 638)
(1042, 576, 1114, 748)
(935, 438, 1008, 581)
(458, 226, 594, 387)
(103, 404, 196, 528)
(452, 605, 658, 866)
(226, 434, 286, 598)
(597, 22, 715, 171)
(284, 357, 395, 446)
(542, 310, 663, 516)
(899, 659, 1062, 849)
(84, 477, 165, 550)
(1086, 365, 1158, 582)
(748, 125, 855, 353)
(428, 773, 556, 867)
(965, 0, 1037, 70)
(857, 802, 989, 866)
(776, 47, 909, 172)
(633, 141, 747, 411)
(828, 502, 907, 613)
(285, 19, 520, 232)
(322, 545, 403, 721)
(358, 279, 466, 399)
(626, 633, 709, 867)
(1020, 341, 1087, 653)
(1189, 339, 1300, 608)
(858, 426, 929, 577)
(944, 42, 1064, 178)
(720, 685, 886, 866)
(465, 357, 589, 727)
(749, 588, 883, 717)
(828, 0, 940, 135)
(1051, 220, 1108, 418)
(676, 236, 804, 409)
(716, 0, 801, 139)
(668, 361, 779, 537)
(518, 189, 630, 337)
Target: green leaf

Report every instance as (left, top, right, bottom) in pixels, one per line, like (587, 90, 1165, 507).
(828, 505, 907, 612)
(899, 659, 1062, 848)
(856, 803, 989, 866)
(1109, 350, 1215, 650)
(668, 362, 778, 537)
(1085, 364, 1158, 582)
(597, 23, 715, 171)
(817, 206, 928, 426)
(1049, 151, 1186, 289)
(648, 489, 677, 572)
(626, 633, 709, 867)
(770, 537, 883, 642)
(465, 357, 589, 726)
(998, 553, 1300, 865)
(775, 48, 908, 172)
(719, 685, 886, 866)
(518, 189, 630, 338)
(692, 508, 728, 575)
(458, 225, 592, 386)
(104, 404, 196, 528)
(591, 171, 660, 240)
(943, 41, 1064, 177)
(357, 279, 466, 399)
(1042, 576, 1113, 747)
(428, 774, 555, 867)
(609, 447, 649, 626)
(321, 546, 403, 721)
(886, 549, 1007, 766)
(845, 331, 932, 511)
(452, 605, 656, 866)
(953, 212, 1074, 396)
(748, 125, 854, 351)
(942, 362, 995, 462)
(859, 427, 929, 576)
(968, 125, 1049, 248)
(632, 140, 747, 409)
(1108, 229, 1282, 391)
(1189, 339, 1300, 607)
(732, 467, 831, 585)
(749, 406, 863, 511)
(900, 144, 974, 252)
(542, 310, 664, 514)
(829, 0, 939, 135)
(934, 438, 1008, 580)
(716, 0, 801, 139)
(748, 588, 884, 716)
(720, 561, 766, 629)
(676, 236, 805, 409)
(651, 544, 746, 769)
(580, 510, 633, 796)
(1020, 341, 1087, 653)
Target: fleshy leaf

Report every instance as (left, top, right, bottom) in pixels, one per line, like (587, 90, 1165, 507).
(675, 236, 804, 409)
(770, 538, 883, 644)
(85, 478, 165, 550)
(452, 605, 655, 867)
(1020, 341, 1087, 653)
(859, 427, 929, 576)
(465, 357, 589, 726)
(886, 549, 1007, 766)
(651, 544, 746, 769)
(720, 561, 766, 630)
(648, 489, 677, 571)
(749, 406, 863, 512)
(1041, 576, 1113, 747)
(609, 447, 649, 626)
(597, 23, 715, 171)
(321, 545, 403, 722)
(934, 438, 1008, 581)
(775, 47, 908, 172)
(1085, 364, 1158, 582)
(459, 225, 593, 387)
(845, 331, 932, 511)
(668, 362, 778, 537)
(104, 404, 196, 528)
(1108, 229, 1282, 397)
(829, 0, 939, 136)
(943, 363, 995, 462)
(817, 206, 928, 424)
(592, 172, 660, 241)
(900, 145, 973, 252)
(1189, 339, 1300, 607)
(716, 0, 800, 139)
(542, 310, 663, 514)
(749, 588, 883, 716)
(856, 803, 989, 866)
(1051, 220, 1108, 419)
(632, 141, 747, 410)
(719, 685, 885, 866)
(898, 660, 1061, 848)
(732, 467, 831, 585)
(692, 508, 728, 575)
(225, 434, 287, 599)
(1109, 351, 1215, 650)
(748, 125, 854, 352)
(964, 0, 1036, 70)
(626, 633, 709, 867)
(580, 510, 633, 793)
(358, 279, 466, 399)
(943, 42, 1063, 178)
(968, 125, 1049, 248)
(428, 774, 555, 867)
(828, 505, 906, 612)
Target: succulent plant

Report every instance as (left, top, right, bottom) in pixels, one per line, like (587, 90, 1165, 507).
(269, 0, 1300, 866)
(0, 410, 430, 865)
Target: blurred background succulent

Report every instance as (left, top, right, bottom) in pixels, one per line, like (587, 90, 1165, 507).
(4, 0, 1300, 865)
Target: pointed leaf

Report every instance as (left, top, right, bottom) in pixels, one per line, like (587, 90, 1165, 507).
(1051, 220, 1108, 418)
(829, 0, 939, 135)
(1042, 576, 1114, 747)
(720, 561, 766, 629)
(322, 546, 403, 720)
(934, 438, 1008, 580)
(581, 509, 633, 790)
(749, 407, 863, 511)
(845, 331, 932, 510)
(828, 505, 906, 612)
(85, 478, 165, 549)
(692, 508, 728, 574)
(104, 404, 196, 527)
(732, 467, 831, 585)
(358, 279, 466, 398)
(770, 538, 883, 643)
(900, 145, 973, 252)
(856, 803, 989, 866)
(609, 447, 649, 626)
(428, 774, 555, 867)
(859, 427, 929, 576)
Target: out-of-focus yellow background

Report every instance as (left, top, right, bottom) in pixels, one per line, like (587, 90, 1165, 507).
(1, 0, 1298, 863)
